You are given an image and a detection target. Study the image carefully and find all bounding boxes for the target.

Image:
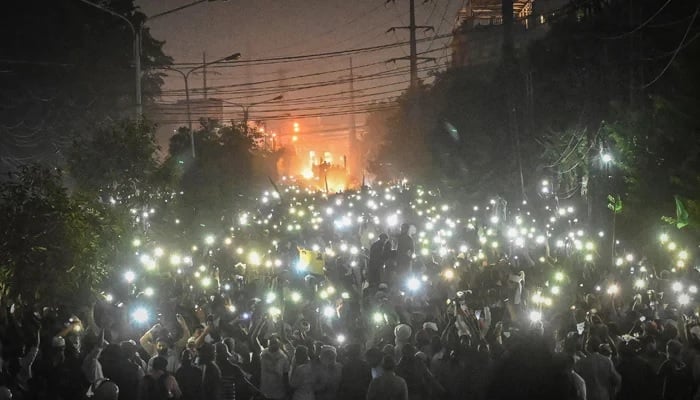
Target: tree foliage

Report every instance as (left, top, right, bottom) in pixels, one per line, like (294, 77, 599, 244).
(0, 165, 129, 306)
(166, 120, 282, 230)
(0, 0, 171, 170)
(67, 119, 172, 204)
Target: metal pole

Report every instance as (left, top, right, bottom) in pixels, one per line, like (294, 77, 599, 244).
(185, 75, 195, 158)
(135, 30, 142, 116)
(203, 51, 207, 100)
(409, 0, 417, 89)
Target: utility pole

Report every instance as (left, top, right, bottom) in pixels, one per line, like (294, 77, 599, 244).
(501, 0, 526, 199)
(202, 51, 208, 99)
(386, 0, 435, 89)
(348, 58, 358, 177)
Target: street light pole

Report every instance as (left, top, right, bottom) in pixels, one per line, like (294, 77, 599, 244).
(78, 0, 141, 116)
(165, 52, 241, 158)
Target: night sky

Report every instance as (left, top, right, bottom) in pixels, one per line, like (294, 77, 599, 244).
(136, 0, 464, 135)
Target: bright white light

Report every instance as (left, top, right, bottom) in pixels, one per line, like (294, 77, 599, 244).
(266, 292, 276, 304)
(679, 250, 689, 260)
(529, 310, 542, 322)
(679, 294, 691, 306)
(607, 284, 619, 295)
(386, 214, 399, 226)
(132, 307, 149, 324)
(554, 272, 564, 282)
(205, 235, 215, 245)
(224, 237, 232, 245)
(443, 269, 454, 280)
(323, 306, 335, 318)
(535, 235, 545, 244)
(373, 312, 384, 324)
(224, 284, 231, 291)
(291, 292, 302, 303)
(615, 258, 624, 266)
(268, 307, 282, 317)
(659, 233, 669, 243)
(144, 287, 154, 297)
(634, 279, 645, 289)
(227, 305, 236, 313)
(132, 239, 141, 247)
(337, 334, 346, 344)
(105, 293, 114, 302)
(248, 251, 262, 266)
(490, 216, 499, 224)
(625, 254, 634, 262)
(407, 277, 421, 291)
(601, 153, 613, 163)
(672, 282, 683, 292)
(154, 248, 164, 258)
(668, 242, 677, 251)
(124, 270, 136, 283)
(169, 254, 182, 266)
(551, 286, 560, 295)
(201, 277, 212, 287)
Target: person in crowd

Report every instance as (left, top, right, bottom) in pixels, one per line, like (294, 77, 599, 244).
(138, 356, 182, 400)
(175, 349, 201, 400)
(199, 343, 223, 400)
(338, 343, 371, 400)
(260, 337, 290, 400)
(368, 233, 389, 289)
(215, 342, 262, 400)
(314, 345, 342, 400)
(616, 339, 655, 400)
(396, 224, 414, 275)
(658, 339, 693, 400)
(140, 314, 189, 374)
(366, 355, 408, 400)
(574, 336, 622, 400)
(395, 344, 443, 400)
(289, 345, 315, 400)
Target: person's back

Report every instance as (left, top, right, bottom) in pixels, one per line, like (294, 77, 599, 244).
(574, 351, 621, 400)
(338, 346, 371, 400)
(260, 341, 290, 400)
(658, 340, 692, 400)
(616, 347, 655, 400)
(367, 355, 408, 400)
(175, 350, 202, 400)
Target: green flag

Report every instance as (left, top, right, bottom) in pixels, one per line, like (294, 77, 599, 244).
(607, 195, 623, 214)
(675, 196, 689, 229)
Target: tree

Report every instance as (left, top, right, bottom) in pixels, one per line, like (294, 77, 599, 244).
(167, 120, 280, 231)
(0, 165, 129, 306)
(0, 0, 171, 171)
(67, 118, 172, 205)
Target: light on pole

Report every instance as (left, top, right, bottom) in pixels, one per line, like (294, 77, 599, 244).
(166, 52, 241, 158)
(77, 0, 220, 118)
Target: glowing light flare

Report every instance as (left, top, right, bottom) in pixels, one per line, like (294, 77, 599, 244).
(124, 270, 136, 283)
(529, 310, 542, 322)
(407, 277, 421, 291)
(607, 284, 619, 295)
(132, 307, 149, 324)
(679, 294, 691, 306)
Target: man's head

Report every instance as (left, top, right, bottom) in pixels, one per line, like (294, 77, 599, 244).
(152, 356, 168, 373)
(155, 338, 170, 356)
(381, 355, 396, 371)
(198, 343, 216, 364)
(215, 342, 231, 362)
(378, 233, 389, 242)
(181, 349, 194, 366)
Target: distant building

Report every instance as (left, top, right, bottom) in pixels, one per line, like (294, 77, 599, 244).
(450, 0, 568, 67)
(146, 98, 224, 158)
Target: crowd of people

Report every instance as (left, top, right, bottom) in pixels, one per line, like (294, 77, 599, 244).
(0, 183, 699, 400)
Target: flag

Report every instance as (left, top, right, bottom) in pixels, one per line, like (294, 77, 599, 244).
(607, 194, 623, 214)
(675, 196, 689, 229)
(298, 247, 325, 275)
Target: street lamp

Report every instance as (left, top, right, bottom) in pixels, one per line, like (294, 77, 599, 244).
(166, 52, 241, 158)
(224, 95, 284, 126)
(78, 0, 229, 118)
